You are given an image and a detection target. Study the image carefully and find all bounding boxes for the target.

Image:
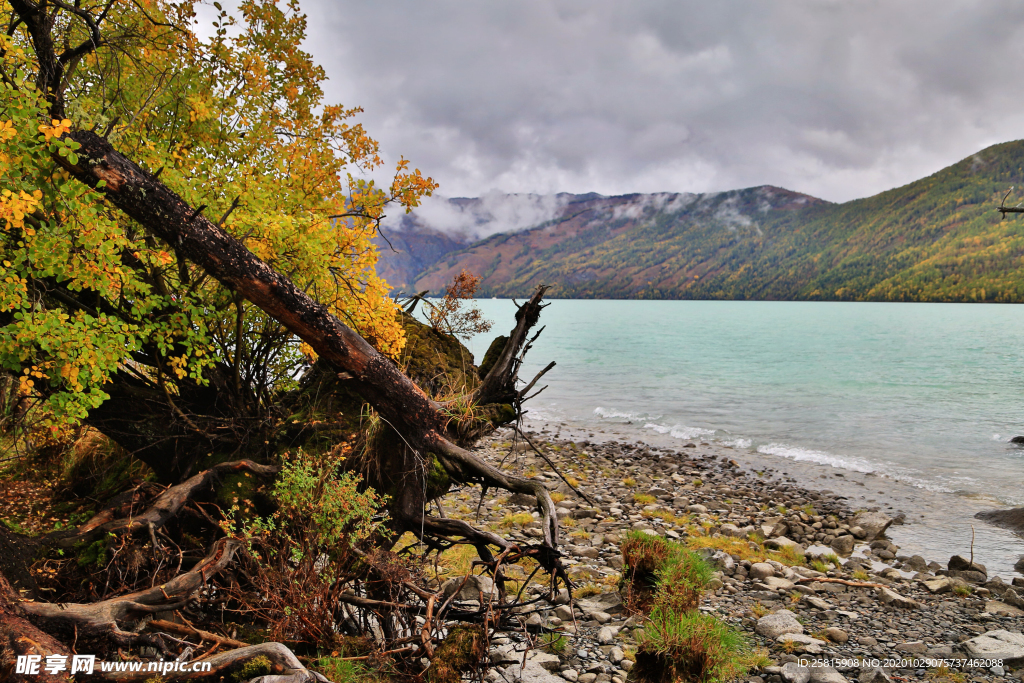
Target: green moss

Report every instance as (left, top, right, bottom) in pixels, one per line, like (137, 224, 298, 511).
(425, 454, 452, 500)
(478, 335, 508, 379)
(399, 312, 479, 398)
(76, 539, 107, 568)
(233, 655, 272, 682)
(216, 472, 260, 511)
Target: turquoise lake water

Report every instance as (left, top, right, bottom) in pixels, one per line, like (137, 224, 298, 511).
(459, 299, 1024, 573)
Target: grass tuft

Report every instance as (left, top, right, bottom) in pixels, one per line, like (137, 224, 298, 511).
(632, 607, 750, 683)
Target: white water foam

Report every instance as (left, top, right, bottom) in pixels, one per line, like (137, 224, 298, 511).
(642, 422, 716, 440)
(756, 443, 878, 473)
(755, 443, 956, 494)
(594, 406, 662, 421)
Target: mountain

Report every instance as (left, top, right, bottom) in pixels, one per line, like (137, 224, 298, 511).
(378, 140, 1024, 302)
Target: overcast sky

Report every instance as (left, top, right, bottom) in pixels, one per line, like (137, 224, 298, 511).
(299, 1, 1024, 204)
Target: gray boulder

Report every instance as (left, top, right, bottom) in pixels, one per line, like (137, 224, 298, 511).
(781, 662, 810, 683)
(755, 610, 803, 638)
(961, 630, 1024, 666)
(504, 660, 565, 683)
(878, 587, 920, 609)
(749, 562, 775, 580)
(577, 592, 624, 616)
(526, 651, 561, 672)
(765, 536, 804, 553)
(948, 555, 987, 576)
(850, 511, 893, 541)
(809, 667, 848, 683)
(777, 633, 826, 654)
(441, 574, 494, 601)
(831, 535, 855, 556)
(858, 667, 892, 683)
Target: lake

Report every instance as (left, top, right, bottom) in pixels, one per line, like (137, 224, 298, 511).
(458, 299, 1024, 575)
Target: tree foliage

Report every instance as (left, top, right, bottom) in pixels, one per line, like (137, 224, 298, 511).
(0, 0, 436, 433)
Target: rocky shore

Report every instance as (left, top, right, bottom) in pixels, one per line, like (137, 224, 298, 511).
(443, 428, 1024, 683)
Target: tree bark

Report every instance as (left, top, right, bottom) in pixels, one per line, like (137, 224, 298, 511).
(54, 130, 562, 559)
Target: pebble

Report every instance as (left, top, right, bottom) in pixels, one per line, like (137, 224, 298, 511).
(460, 429, 1024, 683)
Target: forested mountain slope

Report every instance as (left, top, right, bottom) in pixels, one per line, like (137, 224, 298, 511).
(387, 140, 1024, 302)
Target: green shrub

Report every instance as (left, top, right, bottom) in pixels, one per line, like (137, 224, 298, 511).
(632, 607, 750, 683)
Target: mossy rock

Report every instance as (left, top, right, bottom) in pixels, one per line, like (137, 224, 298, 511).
(398, 312, 479, 398)
(478, 335, 508, 379)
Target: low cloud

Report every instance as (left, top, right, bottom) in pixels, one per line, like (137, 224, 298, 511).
(389, 192, 571, 239)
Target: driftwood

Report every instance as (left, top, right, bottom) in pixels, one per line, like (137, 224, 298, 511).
(795, 576, 887, 589)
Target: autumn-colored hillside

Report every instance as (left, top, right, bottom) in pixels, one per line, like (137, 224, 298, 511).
(383, 140, 1024, 302)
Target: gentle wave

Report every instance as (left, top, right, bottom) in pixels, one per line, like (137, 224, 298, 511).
(643, 422, 716, 440)
(755, 442, 955, 494)
(594, 406, 662, 421)
(756, 443, 878, 473)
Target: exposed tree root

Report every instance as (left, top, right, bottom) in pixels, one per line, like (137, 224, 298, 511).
(20, 539, 237, 651)
(94, 642, 328, 682)
(49, 460, 278, 550)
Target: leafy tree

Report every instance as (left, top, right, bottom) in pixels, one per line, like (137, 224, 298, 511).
(0, 1, 566, 679)
(1, 0, 436, 479)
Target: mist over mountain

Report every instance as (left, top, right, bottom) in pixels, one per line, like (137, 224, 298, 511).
(378, 140, 1024, 302)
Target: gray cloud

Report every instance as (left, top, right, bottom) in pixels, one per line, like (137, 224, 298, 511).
(301, 1, 1024, 202)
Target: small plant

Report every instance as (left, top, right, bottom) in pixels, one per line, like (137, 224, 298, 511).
(654, 547, 713, 613)
(750, 602, 769, 618)
(927, 665, 967, 683)
(565, 476, 580, 488)
(576, 583, 603, 598)
(824, 552, 841, 566)
(692, 479, 703, 487)
(562, 516, 578, 528)
(687, 535, 766, 564)
(623, 477, 637, 487)
(570, 530, 591, 540)
(425, 270, 493, 340)
(776, 505, 788, 514)
(499, 512, 535, 528)
(953, 584, 973, 597)
(430, 625, 487, 683)
(540, 632, 568, 654)
(788, 591, 803, 604)
(811, 560, 832, 573)
(632, 606, 750, 683)
(852, 569, 870, 581)
(551, 492, 566, 503)
(634, 493, 657, 505)
(771, 546, 806, 567)
(801, 504, 816, 516)
(738, 647, 772, 671)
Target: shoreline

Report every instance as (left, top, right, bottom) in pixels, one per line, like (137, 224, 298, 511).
(460, 427, 1024, 683)
(523, 416, 1024, 580)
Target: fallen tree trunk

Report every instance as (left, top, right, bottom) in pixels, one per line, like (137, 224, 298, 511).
(54, 130, 563, 560)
